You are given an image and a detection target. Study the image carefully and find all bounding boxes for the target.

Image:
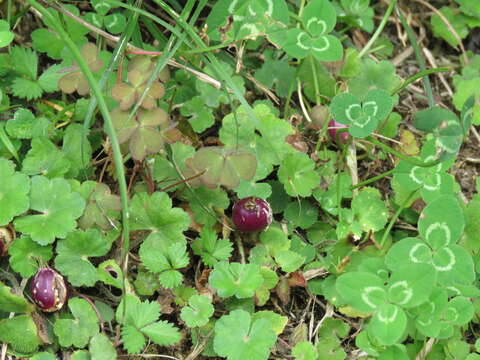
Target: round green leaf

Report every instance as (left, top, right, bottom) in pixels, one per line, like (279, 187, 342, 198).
(0, 158, 30, 226)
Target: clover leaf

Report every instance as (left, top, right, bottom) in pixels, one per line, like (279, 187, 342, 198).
(21, 137, 71, 178)
(139, 241, 189, 288)
(8, 236, 52, 278)
(330, 89, 393, 138)
(185, 146, 257, 189)
(55, 229, 112, 287)
(281, 0, 343, 61)
(180, 294, 214, 328)
(116, 294, 181, 354)
(110, 107, 168, 161)
(351, 187, 389, 233)
(0, 158, 29, 225)
(191, 227, 233, 267)
(58, 43, 103, 96)
(278, 152, 320, 197)
(213, 309, 278, 360)
(209, 262, 264, 298)
(54, 297, 99, 348)
(14, 176, 85, 245)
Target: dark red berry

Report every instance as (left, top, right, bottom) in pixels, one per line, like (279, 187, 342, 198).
(31, 268, 67, 312)
(232, 197, 273, 232)
(328, 120, 349, 142)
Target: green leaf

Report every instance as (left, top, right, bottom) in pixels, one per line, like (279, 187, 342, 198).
(254, 50, 296, 97)
(181, 186, 229, 227)
(336, 272, 386, 312)
(14, 176, 85, 245)
(0, 282, 35, 313)
(76, 181, 121, 230)
(11, 77, 43, 100)
(153, 143, 195, 192)
(62, 123, 92, 178)
(0, 315, 41, 353)
(97, 259, 124, 289)
(181, 96, 216, 133)
(191, 227, 233, 267)
(0, 20, 14, 48)
(213, 309, 278, 360)
(209, 262, 264, 298)
(274, 250, 305, 273)
(234, 179, 272, 199)
(22, 137, 71, 178)
(89, 333, 117, 360)
(284, 200, 318, 229)
(5, 108, 36, 139)
(431, 7, 469, 47)
(292, 341, 318, 360)
(55, 229, 112, 287)
(351, 187, 389, 232)
(180, 294, 214, 328)
(54, 297, 99, 348)
(141, 322, 181, 347)
(38, 64, 63, 92)
(31, 28, 65, 59)
(139, 241, 189, 288)
(368, 304, 407, 345)
(104, 13, 127, 34)
(11, 46, 37, 79)
(278, 152, 320, 197)
(0, 158, 29, 225)
(130, 191, 190, 244)
(8, 236, 53, 278)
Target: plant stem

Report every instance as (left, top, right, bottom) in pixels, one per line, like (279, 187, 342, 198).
(358, 0, 398, 58)
(379, 190, 419, 248)
(351, 169, 394, 190)
(25, 0, 130, 273)
(367, 136, 440, 167)
(396, 7, 434, 107)
(390, 67, 450, 95)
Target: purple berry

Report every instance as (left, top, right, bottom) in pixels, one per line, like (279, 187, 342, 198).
(31, 268, 67, 312)
(232, 197, 273, 232)
(328, 120, 349, 142)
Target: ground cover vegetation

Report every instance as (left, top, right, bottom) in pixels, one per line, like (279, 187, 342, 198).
(0, 0, 480, 359)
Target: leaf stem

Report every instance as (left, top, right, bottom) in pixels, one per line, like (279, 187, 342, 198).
(351, 169, 394, 190)
(390, 67, 450, 96)
(25, 0, 130, 272)
(358, 0, 398, 58)
(379, 190, 419, 248)
(367, 136, 440, 167)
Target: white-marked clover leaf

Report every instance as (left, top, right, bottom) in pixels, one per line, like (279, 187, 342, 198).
(351, 187, 388, 232)
(414, 107, 463, 156)
(368, 303, 407, 346)
(130, 191, 190, 244)
(185, 147, 257, 189)
(0, 158, 29, 225)
(55, 229, 112, 287)
(22, 137, 71, 178)
(139, 241, 189, 289)
(54, 297, 99, 348)
(281, 0, 343, 61)
(330, 89, 393, 138)
(8, 236, 53, 278)
(115, 294, 181, 354)
(14, 176, 85, 245)
(418, 195, 464, 249)
(385, 237, 432, 271)
(213, 309, 278, 360)
(432, 244, 475, 285)
(76, 181, 121, 230)
(278, 152, 320, 197)
(336, 272, 386, 313)
(111, 107, 169, 161)
(180, 294, 214, 328)
(207, 0, 289, 42)
(209, 262, 264, 299)
(387, 264, 435, 308)
(191, 227, 233, 267)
